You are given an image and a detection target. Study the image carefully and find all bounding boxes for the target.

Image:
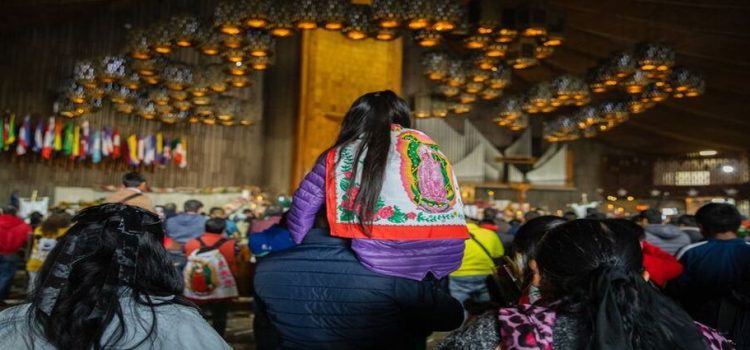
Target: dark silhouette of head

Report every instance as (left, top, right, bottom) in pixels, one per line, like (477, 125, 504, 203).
(183, 199, 203, 213)
(333, 90, 412, 225)
(2, 205, 18, 216)
(673, 214, 697, 227)
(695, 203, 742, 237)
(535, 219, 705, 349)
(122, 172, 146, 189)
(205, 217, 226, 234)
(639, 208, 663, 224)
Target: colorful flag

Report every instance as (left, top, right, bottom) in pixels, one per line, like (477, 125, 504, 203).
(62, 122, 74, 156)
(155, 133, 164, 165)
(53, 118, 63, 151)
(79, 120, 90, 160)
(101, 128, 110, 157)
(163, 136, 172, 163)
(4, 113, 16, 151)
(42, 117, 55, 159)
(143, 134, 156, 166)
(112, 129, 121, 159)
(71, 124, 80, 159)
(173, 137, 187, 168)
(127, 134, 139, 166)
(91, 129, 102, 164)
(15, 115, 31, 155)
(0, 115, 4, 150)
(33, 119, 44, 153)
(137, 135, 145, 163)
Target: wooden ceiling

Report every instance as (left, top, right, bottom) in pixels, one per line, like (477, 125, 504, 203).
(524, 0, 750, 155)
(1, 0, 749, 155)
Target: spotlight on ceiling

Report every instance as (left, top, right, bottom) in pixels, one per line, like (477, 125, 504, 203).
(698, 150, 717, 157)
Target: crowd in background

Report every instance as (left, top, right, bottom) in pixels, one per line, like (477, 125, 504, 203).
(0, 91, 747, 349)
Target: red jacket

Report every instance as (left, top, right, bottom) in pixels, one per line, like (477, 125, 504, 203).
(0, 214, 31, 255)
(642, 241, 683, 287)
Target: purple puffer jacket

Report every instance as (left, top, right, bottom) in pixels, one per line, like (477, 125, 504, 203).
(286, 156, 465, 281)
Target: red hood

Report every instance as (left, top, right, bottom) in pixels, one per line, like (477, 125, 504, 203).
(0, 214, 31, 254)
(0, 215, 26, 229)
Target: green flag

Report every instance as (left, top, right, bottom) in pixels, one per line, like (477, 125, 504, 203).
(3, 114, 15, 151)
(63, 122, 74, 156)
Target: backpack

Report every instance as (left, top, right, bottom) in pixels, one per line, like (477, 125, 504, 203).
(183, 237, 238, 300)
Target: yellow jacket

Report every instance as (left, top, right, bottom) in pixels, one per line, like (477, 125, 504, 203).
(451, 223, 504, 277)
(26, 227, 68, 272)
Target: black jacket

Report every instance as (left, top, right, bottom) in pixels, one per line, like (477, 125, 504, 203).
(253, 228, 463, 349)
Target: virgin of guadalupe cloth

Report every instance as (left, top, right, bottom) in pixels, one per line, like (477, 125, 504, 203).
(325, 124, 468, 241)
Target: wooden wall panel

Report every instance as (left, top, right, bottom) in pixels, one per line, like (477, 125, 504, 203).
(0, 1, 265, 202)
(291, 30, 402, 189)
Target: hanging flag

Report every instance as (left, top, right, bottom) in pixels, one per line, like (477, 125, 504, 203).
(127, 134, 139, 166)
(15, 115, 31, 155)
(163, 136, 172, 163)
(79, 120, 90, 161)
(71, 124, 80, 159)
(101, 128, 112, 158)
(173, 137, 187, 168)
(62, 122, 74, 156)
(137, 135, 145, 163)
(112, 129, 121, 159)
(42, 117, 55, 159)
(0, 115, 5, 151)
(91, 129, 102, 164)
(143, 134, 156, 166)
(53, 118, 63, 152)
(4, 113, 16, 151)
(33, 118, 44, 153)
(155, 133, 164, 165)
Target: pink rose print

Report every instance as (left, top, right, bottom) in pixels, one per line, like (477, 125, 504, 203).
(375, 206, 394, 220)
(343, 171, 353, 179)
(406, 212, 416, 220)
(341, 188, 360, 210)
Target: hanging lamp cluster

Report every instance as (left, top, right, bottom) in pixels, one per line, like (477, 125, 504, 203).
(543, 42, 704, 142)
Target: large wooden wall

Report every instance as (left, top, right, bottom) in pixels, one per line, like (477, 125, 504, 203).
(0, 1, 265, 202)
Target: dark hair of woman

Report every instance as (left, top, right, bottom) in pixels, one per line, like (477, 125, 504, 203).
(511, 215, 565, 287)
(331, 90, 412, 226)
(26, 203, 195, 350)
(39, 212, 72, 235)
(535, 219, 706, 350)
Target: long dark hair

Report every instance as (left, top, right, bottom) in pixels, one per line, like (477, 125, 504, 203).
(535, 219, 707, 349)
(332, 90, 412, 225)
(26, 204, 194, 350)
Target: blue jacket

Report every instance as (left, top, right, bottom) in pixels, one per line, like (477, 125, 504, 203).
(253, 228, 463, 349)
(165, 213, 206, 244)
(669, 238, 750, 326)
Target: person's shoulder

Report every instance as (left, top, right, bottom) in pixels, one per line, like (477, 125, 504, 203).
(675, 240, 711, 260)
(0, 304, 31, 325)
(152, 304, 232, 350)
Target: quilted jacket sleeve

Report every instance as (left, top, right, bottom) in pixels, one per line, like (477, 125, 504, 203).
(286, 156, 327, 244)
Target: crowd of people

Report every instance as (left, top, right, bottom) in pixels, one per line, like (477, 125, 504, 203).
(0, 91, 747, 349)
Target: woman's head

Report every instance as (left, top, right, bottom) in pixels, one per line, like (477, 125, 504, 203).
(334, 90, 412, 225)
(534, 219, 705, 349)
(39, 212, 72, 236)
(511, 215, 565, 287)
(29, 203, 188, 350)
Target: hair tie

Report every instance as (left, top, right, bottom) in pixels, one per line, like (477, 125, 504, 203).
(588, 264, 634, 350)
